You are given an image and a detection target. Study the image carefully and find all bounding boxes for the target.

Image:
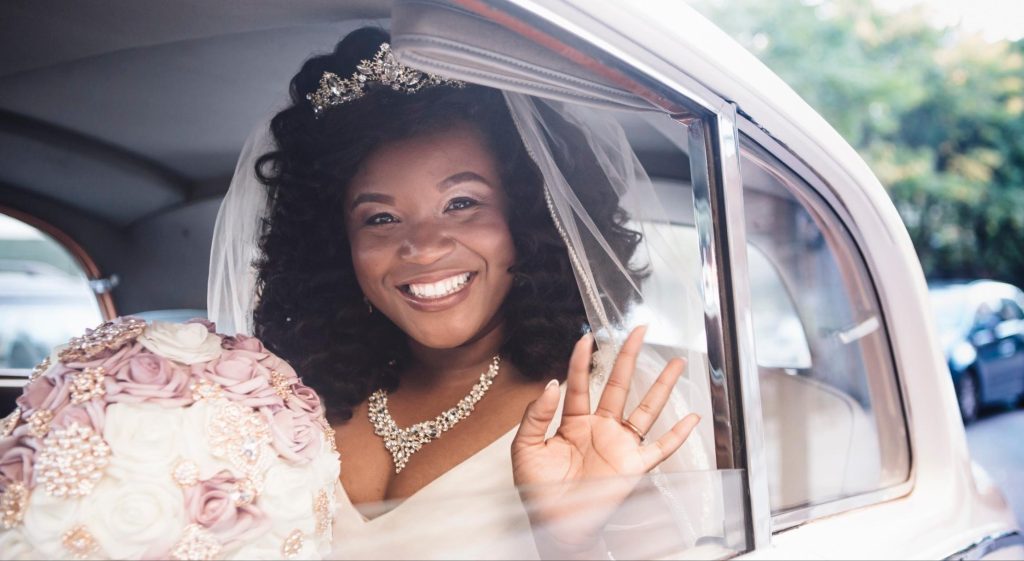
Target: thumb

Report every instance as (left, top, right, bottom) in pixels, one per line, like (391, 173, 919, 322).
(512, 379, 561, 451)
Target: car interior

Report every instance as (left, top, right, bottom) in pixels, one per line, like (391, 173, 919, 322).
(1, 0, 898, 523)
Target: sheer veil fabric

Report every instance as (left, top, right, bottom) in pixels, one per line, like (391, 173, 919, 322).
(208, 89, 721, 556)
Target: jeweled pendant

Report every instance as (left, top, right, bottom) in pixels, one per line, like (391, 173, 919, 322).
(369, 356, 501, 473)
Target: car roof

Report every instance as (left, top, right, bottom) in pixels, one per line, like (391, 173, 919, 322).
(0, 1, 390, 227)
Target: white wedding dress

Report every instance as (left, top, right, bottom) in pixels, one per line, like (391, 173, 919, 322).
(329, 384, 568, 560)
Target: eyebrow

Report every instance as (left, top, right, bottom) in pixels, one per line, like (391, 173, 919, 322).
(349, 192, 394, 211)
(438, 171, 493, 191)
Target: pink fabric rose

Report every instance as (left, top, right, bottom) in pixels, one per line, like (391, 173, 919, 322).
(186, 318, 217, 333)
(221, 334, 266, 353)
(185, 471, 269, 547)
(0, 425, 35, 489)
(287, 383, 324, 419)
(195, 350, 282, 409)
(105, 351, 192, 407)
(15, 369, 72, 419)
(51, 400, 106, 434)
(266, 407, 323, 464)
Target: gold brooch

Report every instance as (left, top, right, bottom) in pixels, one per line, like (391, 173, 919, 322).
(59, 317, 146, 363)
(0, 481, 28, 529)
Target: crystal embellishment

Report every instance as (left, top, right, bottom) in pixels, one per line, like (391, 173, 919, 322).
(27, 409, 54, 438)
(230, 477, 258, 507)
(59, 317, 146, 363)
(172, 459, 200, 487)
(191, 380, 223, 402)
(170, 524, 222, 561)
(70, 366, 106, 404)
(306, 43, 464, 117)
(314, 489, 331, 536)
(269, 370, 292, 400)
(36, 422, 111, 498)
(368, 355, 501, 473)
(62, 525, 99, 559)
(29, 356, 51, 382)
(207, 400, 271, 477)
(1, 407, 19, 437)
(0, 481, 28, 529)
(282, 529, 304, 559)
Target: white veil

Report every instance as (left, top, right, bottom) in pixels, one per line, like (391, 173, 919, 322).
(207, 49, 743, 560)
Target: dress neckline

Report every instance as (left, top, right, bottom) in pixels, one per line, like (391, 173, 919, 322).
(337, 422, 521, 524)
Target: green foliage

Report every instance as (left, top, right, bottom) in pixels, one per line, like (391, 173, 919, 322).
(690, 0, 1024, 285)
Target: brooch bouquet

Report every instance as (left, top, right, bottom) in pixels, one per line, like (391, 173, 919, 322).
(0, 317, 339, 560)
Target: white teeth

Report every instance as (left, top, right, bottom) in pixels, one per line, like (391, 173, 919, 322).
(406, 273, 471, 300)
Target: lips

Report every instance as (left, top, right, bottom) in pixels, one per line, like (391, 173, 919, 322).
(398, 271, 475, 302)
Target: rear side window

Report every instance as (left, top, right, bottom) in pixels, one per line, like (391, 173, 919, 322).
(738, 140, 911, 517)
(0, 213, 103, 369)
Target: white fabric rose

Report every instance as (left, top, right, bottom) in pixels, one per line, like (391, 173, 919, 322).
(259, 462, 318, 528)
(103, 403, 185, 469)
(80, 475, 186, 559)
(20, 485, 83, 559)
(0, 528, 39, 560)
(138, 321, 223, 365)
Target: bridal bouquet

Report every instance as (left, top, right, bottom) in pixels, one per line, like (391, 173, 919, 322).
(0, 317, 340, 560)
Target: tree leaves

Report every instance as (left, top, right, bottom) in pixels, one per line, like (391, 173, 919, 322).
(691, 0, 1024, 285)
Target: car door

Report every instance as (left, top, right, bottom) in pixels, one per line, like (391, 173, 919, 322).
(421, 0, 1020, 557)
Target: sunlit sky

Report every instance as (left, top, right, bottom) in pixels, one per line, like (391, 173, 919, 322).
(880, 0, 1024, 41)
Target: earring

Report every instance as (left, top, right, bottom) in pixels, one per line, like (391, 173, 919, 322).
(363, 296, 373, 315)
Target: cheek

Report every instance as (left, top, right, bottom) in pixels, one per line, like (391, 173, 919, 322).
(473, 216, 516, 273)
(348, 234, 392, 292)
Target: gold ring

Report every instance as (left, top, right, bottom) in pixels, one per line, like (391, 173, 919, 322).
(620, 418, 646, 443)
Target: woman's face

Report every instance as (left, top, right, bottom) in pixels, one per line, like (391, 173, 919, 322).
(345, 122, 516, 350)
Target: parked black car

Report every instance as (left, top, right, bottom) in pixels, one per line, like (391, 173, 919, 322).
(928, 279, 1024, 422)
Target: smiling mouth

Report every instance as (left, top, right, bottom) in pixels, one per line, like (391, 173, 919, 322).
(399, 272, 474, 300)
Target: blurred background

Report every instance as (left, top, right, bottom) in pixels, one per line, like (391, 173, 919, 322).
(689, 0, 1023, 524)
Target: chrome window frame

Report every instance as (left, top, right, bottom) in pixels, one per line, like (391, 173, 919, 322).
(736, 119, 916, 532)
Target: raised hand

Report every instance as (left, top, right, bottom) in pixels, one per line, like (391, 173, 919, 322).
(510, 326, 700, 557)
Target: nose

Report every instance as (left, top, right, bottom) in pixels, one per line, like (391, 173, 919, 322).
(398, 220, 455, 264)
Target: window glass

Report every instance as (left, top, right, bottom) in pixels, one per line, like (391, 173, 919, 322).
(0, 213, 103, 369)
(739, 139, 910, 515)
(1000, 299, 1024, 322)
(330, 108, 752, 560)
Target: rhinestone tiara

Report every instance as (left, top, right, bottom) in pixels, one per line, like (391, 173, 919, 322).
(305, 43, 465, 117)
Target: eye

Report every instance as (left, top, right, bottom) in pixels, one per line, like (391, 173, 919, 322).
(446, 197, 478, 212)
(365, 213, 397, 226)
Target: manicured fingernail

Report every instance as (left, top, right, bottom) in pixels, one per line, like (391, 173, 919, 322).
(546, 379, 559, 391)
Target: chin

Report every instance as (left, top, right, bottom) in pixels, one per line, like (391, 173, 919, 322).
(405, 321, 487, 350)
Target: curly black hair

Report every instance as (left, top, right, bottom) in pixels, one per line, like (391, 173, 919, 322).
(253, 28, 644, 422)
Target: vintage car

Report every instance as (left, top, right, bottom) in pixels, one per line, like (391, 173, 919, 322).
(0, 0, 1020, 559)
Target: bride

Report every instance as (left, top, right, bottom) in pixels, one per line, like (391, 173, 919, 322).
(220, 27, 703, 559)
(0, 25, 704, 561)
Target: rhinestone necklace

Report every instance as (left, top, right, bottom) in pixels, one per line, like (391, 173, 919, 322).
(368, 355, 501, 473)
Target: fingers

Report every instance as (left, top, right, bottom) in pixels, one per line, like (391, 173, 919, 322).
(562, 333, 594, 417)
(640, 413, 700, 471)
(625, 357, 687, 434)
(512, 379, 561, 451)
(594, 325, 647, 420)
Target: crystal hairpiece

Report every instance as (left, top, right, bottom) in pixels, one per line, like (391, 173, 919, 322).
(306, 43, 465, 117)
